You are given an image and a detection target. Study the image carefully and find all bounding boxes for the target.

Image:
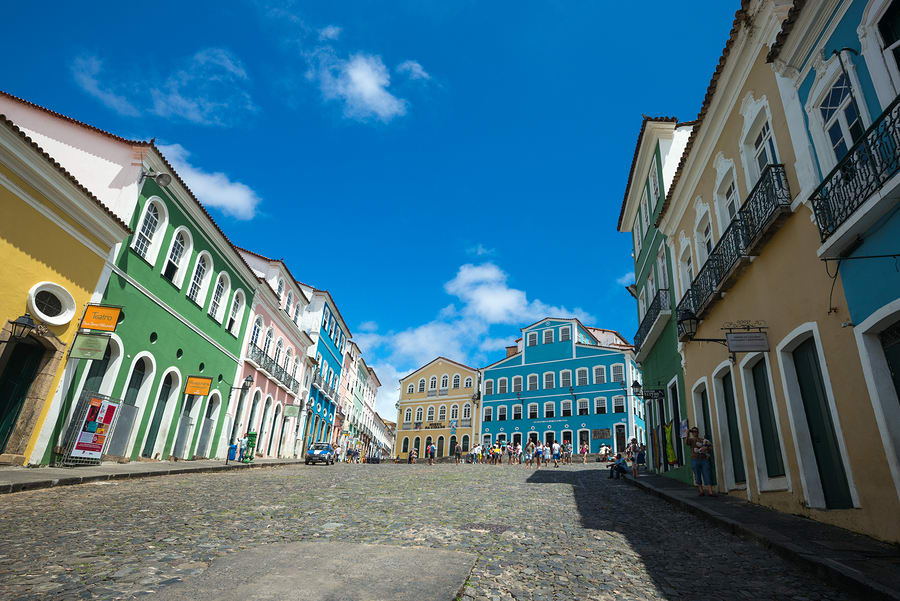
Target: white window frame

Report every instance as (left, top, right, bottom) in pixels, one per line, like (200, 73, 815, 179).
(464, 377, 473, 388)
(512, 404, 522, 420)
(560, 326, 571, 342)
(160, 226, 193, 288)
(543, 371, 555, 389)
(497, 377, 508, 394)
(576, 368, 588, 387)
(429, 376, 437, 390)
(633, 216, 642, 256)
(226, 290, 245, 336)
(595, 397, 607, 414)
(528, 403, 538, 419)
(593, 365, 606, 384)
(485, 379, 494, 395)
(561, 399, 572, 417)
(527, 332, 538, 347)
(543, 329, 554, 344)
(611, 363, 625, 384)
(512, 375, 523, 393)
(560, 369, 572, 388)
(418, 378, 426, 393)
(208, 272, 230, 323)
(407, 384, 414, 394)
(426, 406, 435, 421)
(452, 374, 461, 389)
(640, 187, 650, 233)
(483, 406, 493, 422)
(648, 154, 660, 208)
(577, 398, 589, 416)
(527, 374, 539, 391)
(462, 403, 471, 419)
(415, 407, 424, 422)
(613, 395, 625, 413)
(543, 401, 555, 418)
(132, 198, 168, 265)
(450, 404, 459, 420)
(187, 252, 213, 307)
(497, 405, 507, 421)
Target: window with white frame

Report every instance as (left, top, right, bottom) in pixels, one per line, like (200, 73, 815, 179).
(633, 218, 642, 256)
(276, 279, 285, 300)
(485, 380, 494, 395)
(528, 403, 538, 419)
(163, 230, 188, 284)
(656, 247, 668, 290)
(638, 289, 646, 321)
(718, 174, 740, 223)
(441, 375, 449, 389)
(594, 365, 606, 384)
(462, 403, 471, 419)
(133, 201, 161, 260)
(498, 378, 508, 394)
(544, 372, 555, 389)
(464, 377, 473, 388)
(648, 155, 660, 207)
(752, 120, 778, 179)
(819, 74, 865, 161)
(415, 407, 423, 421)
(227, 291, 244, 335)
(418, 378, 426, 392)
(450, 404, 459, 419)
(578, 399, 589, 415)
(560, 326, 571, 342)
(426, 406, 435, 421)
(595, 397, 607, 414)
(274, 339, 284, 365)
(527, 332, 538, 346)
(452, 374, 460, 389)
(576, 368, 588, 386)
(611, 364, 625, 383)
(187, 255, 210, 304)
(250, 317, 263, 347)
(696, 216, 713, 264)
(285, 291, 293, 316)
(429, 376, 437, 390)
(613, 395, 626, 413)
(561, 399, 572, 417)
(512, 376, 523, 392)
(483, 406, 493, 422)
(497, 405, 507, 421)
(513, 404, 522, 420)
(640, 188, 650, 232)
(647, 271, 656, 301)
(404, 408, 412, 422)
(544, 402, 555, 418)
(560, 370, 572, 387)
(680, 247, 694, 295)
(209, 273, 229, 321)
(528, 374, 538, 390)
(407, 383, 414, 394)
(543, 329, 554, 344)
(263, 329, 274, 354)
(438, 405, 446, 420)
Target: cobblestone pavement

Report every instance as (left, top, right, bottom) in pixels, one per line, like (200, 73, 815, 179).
(0, 462, 861, 601)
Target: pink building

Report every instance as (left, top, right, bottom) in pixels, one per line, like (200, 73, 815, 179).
(225, 249, 315, 458)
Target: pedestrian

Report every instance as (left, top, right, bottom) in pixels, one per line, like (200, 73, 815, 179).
(535, 442, 543, 468)
(455, 441, 462, 464)
(525, 439, 534, 467)
(580, 442, 588, 463)
(686, 427, 716, 497)
(238, 434, 247, 462)
(637, 444, 646, 472)
(411, 447, 418, 464)
(626, 438, 640, 478)
(551, 439, 561, 468)
(609, 453, 628, 479)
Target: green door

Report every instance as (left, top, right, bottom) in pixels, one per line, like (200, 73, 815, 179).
(699, 389, 717, 485)
(0, 338, 45, 453)
(142, 372, 172, 458)
(721, 372, 746, 484)
(880, 321, 900, 402)
(793, 338, 852, 509)
(751, 360, 785, 478)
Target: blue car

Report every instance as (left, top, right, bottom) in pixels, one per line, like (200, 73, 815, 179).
(305, 442, 335, 465)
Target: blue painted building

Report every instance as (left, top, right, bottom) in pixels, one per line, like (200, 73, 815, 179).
(298, 285, 350, 448)
(770, 0, 900, 503)
(479, 318, 645, 454)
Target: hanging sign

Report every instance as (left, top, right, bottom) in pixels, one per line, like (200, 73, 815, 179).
(71, 396, 119, 459)
(69, 332, 110, 360)
(80, 305, 122, 332)
(283, 405, 300, 417)
(642, 388, 666, 401)
(592, 428, 611, 440)
(184, 376, 213, 396)
(726, 332, 769, 353)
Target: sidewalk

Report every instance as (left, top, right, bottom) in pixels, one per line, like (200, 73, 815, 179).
(0, 457, 302, 494)
(625, 471, 900, 601)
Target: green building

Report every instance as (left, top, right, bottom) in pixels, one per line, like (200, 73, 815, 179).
(617, 117, 694, 483)
(47, 145, 257, 463)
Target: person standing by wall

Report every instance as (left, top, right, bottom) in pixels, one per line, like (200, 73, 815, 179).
(686, 427, 715, 497)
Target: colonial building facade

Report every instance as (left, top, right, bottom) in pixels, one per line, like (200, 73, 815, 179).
(480, 319, 644, 453)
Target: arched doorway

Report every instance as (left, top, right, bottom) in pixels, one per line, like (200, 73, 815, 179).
(544, 431, 554, 446)
(247, 391, 261, 434)
(267, 405, 281, 456)
(413, 437, 421, 455)
(172, 394, 197, 459)
(196, 394, 220, 458)
(449, 435, 457, 455)
(260, 398, 273, 453)
(578, 429, 590, 450)
(230, 386, 250, 443)
(528, 432, 538, 445)
(512, 433, 522, 447)
(436, 436, 444, 457)
(461, 435, 469, 452)
(562, 431, 573, 445)
(0, 336, 45, 453)
(614, 424, 626, 453)
(141, 368, 169, 459)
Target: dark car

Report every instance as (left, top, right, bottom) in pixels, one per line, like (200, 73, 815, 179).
(305, 442, 335, 465)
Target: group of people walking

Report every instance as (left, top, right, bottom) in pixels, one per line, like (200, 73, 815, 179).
(468, 440, 588, 468)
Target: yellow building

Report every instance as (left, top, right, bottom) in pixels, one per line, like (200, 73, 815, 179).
(0, 115, 130, 465)
(394, 357, 479, 460)
(653, 5, 900, 542)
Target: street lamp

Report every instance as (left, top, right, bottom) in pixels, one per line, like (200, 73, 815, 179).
(232, 374, 254, 391)
(10, 313, 36, 339)
(631, 380, 643, 398)
(568, 386, 576, 401)
(677, 310, 700, 339)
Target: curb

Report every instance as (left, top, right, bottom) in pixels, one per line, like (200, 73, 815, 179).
(623, 476, 900, 601)
(0, 460, 300, 495)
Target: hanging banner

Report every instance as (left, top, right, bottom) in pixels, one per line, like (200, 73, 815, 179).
(184, 376, 213, 396)
(71, 396, 119, 459)
(69, 332, 110, 360)
(80, 305, 122, 332)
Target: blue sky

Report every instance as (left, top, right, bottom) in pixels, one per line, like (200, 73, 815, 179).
(4, 1, 737, 416)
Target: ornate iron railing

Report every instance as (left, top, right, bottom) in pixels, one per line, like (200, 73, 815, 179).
(811, 93, 900, 241)
(633, 288, 670, 352)
(427, 389, 437, 397)
(460, 418, 472, 427)
(743, 164, 792, 243)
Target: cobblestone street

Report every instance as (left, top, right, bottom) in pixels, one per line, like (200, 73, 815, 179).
(0, 463, 861, 601)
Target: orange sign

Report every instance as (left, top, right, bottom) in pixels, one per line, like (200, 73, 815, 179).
(80, 305, 121, 332)
(184, 376, 213, 396)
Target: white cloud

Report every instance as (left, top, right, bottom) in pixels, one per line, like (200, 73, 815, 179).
(318, 25, 342, 40)
(396, 60, 430, 81)
(358, 320, 378, 332)
(151, 48, 257, 125)
(157, 143, 261, 220)
(309, 50, 407, 122)
(616, 272, 636, 286)
(466, 243, 495, 257)
(479, 337, 513, 352)
(71, 55, 140, 117)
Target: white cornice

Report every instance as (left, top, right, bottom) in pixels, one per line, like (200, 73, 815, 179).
(620, 122, 678, 232)
(772, 0, 844, 80)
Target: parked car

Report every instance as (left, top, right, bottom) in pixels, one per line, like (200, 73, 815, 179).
(305, 442, 335, 465)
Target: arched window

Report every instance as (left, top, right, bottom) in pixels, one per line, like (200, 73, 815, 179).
(544, 402, 555, 418)
(461, 435, 470, 452)
(512, 376, 523, 392)
(498, 378, 508, 394)
(285, 291, 293, 315)
(123, 358, 147, 406)
(208, 273, 229, 321)
(695, 214, 713, 264)
(418, 378, 426, 392)
(560, 370, 572, 387)
(483, 406, 492, 422)
(593, 365, 606, 384)
(441, 375, 449, 389)
(426, 406, 435, 421)
(163, 230, 188, 283)
(680, 246, 694, 296)
(452, 374, 460, 389)
(284, 347, 293, 371)
(462, 403, 471, 419)
(227, 291, 244, 335)
(415, 407, 424, 421)
(450, 404, 459, 419)
(463, 376, 473, 388)
(134, 201, 160, 260)
(274, 339, 284, 365)
(293, 302, 301, 324)
(528, 374, 538, 390)
(250, 316, 263, 347)
(263, 328, 274, 355)
(485, 380, 494, 395)
(407, 383, 414, 394)
(402, 438, 409, 453)
(512, 404, 522, 420)
(544, 372, 555, 389)
(528, 403, 538, 419)
(576, 368, 589, 386)
(438, 405, 446, 420)
(404, 408, 412, 422)
(497, 405, 507, 421)
(429, 376, 437, 390)
(187, 254, 210, 304)
(276, 279, 285, 300)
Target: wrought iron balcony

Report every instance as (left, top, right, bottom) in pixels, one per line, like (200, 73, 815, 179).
(811, 93, 900, 248)
(460, 418, 472, 427)
(676, 164, 792, 339)
(312, 374, 323, 390)
(633, 288, 670, 356)
(439, 387, 448, 396)
(402, 421, 412, 430)
(427, 389, 437, 397)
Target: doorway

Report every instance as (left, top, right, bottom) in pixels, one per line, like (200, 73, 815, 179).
(544, 431, 554, 446)
(437, 435, 444, 456)
(528, 432, 538, 445)
(698, 388, 717, 485)
(0, 337, 45, 453)
(720, 371, 746, 485)
(578, 429, 589, 450)
(615, 424, 626, 452)
(512, 432, 522, 447)
(562, 431, 572, 445)
(142, 372, 172, 458)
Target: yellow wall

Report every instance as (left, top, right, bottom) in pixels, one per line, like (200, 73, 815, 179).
(0, 161, 111, 462)
(394, 358, 479, 458)
(666, 48, 900, 542)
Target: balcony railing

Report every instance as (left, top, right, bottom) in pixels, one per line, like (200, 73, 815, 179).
(634, 288, 670, 352)
(427, 389, 437, 397)
(811, 93, 900, 242)
(312, 374, 323, 390)
(439, 387, 448, 396)
(677, 164, 792, 337)
(402, 421, 412, 430)
(460, 418, 472, 427)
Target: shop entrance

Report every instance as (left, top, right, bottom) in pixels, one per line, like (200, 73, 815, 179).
(0, 337, 44, 453)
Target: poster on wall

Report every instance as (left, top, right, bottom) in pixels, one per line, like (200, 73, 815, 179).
(71, 396, 120, 459)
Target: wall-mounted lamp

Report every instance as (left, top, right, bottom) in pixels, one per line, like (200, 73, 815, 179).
(10, 313, 37, 339)
(139, 169, 172, 188)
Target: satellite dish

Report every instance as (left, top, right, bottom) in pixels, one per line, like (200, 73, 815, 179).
(154, 173, 173, 187)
